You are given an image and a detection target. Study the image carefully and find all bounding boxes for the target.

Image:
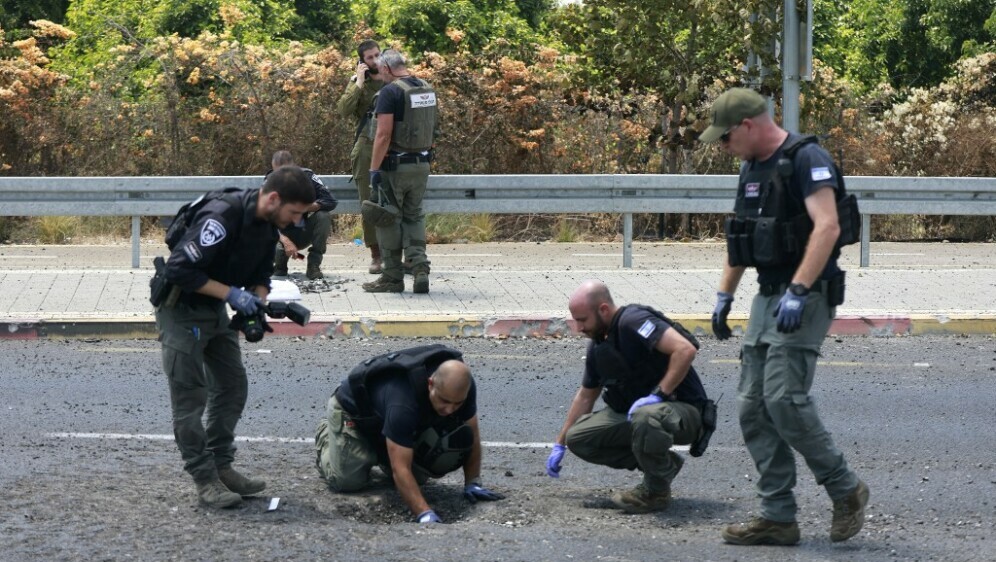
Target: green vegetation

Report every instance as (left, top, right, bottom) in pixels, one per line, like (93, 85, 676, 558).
(0, 0, 993, 243)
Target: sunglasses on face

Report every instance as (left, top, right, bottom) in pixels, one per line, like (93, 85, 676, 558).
(720, 123, 741, 142)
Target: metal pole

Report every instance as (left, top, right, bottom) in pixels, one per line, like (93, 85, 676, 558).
(623, 213, 633, 268)
(131, 215, 141, 269)
(782, 0, 801, 132)
(860, 213, 871, 268)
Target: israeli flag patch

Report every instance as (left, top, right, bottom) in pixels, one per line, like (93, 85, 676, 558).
(811, 167, 832, 181)
(745, 182, 761, 198)
(183, 241, 203, 262)
(637, 319, 656, 339)
(200, 219, 226, 247)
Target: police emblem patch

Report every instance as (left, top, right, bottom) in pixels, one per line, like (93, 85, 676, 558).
(638, 319, 656, 339)
(183, 241, 203, 262)
(811, 167, 832, 181)
(745, 182, 761, 198)
(200, 219, 226, 247)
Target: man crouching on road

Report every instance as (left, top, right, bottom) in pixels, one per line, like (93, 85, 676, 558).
(545, 280, 711, 513)
(315, 344, 504, 523)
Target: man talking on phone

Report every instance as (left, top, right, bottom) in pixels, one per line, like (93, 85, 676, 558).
(337, 40, 386, 274)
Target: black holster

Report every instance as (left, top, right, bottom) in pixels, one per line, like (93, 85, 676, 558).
(149, 256, 175, 307)
(827, 271, 846, 307)
(689, 399, 717, 458)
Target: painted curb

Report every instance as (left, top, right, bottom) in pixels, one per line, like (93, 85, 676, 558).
(2, 314, 994, 340)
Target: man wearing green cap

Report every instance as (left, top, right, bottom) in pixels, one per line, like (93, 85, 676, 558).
(701, 87, 868, 546)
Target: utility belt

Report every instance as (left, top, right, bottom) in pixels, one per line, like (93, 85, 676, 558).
(758, 271, 846, 306)
(381, 150, 433, 171)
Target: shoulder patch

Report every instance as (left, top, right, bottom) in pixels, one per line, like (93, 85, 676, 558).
(811, 167, 832, 181)
(200, 219, 227, 247)
(637, 319, 656, 339)
(183, 241, 203, 262)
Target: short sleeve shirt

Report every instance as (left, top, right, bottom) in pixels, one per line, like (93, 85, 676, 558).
(337, 371, 477, 449)
(374, 77, 424, 123)
(582, 306, 707, 409)
(743, 133, 843, 284)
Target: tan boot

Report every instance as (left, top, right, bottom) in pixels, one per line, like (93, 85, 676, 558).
(610, 483, 671, 513)
(362, 275, 404, 293)
(218, 465, 266, 496)
(368, 245, 383, 275)
(196, 478, 242, 508)
(831, 479, 869, 542)
(722, 517, 801, 546)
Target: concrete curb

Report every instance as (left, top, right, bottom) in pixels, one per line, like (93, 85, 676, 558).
(3, 314, 994, 340)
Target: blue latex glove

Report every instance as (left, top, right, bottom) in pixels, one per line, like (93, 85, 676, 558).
(369, 169, 382, 189)
(627, 393, 664, 421)
(463, 482, 505, 503)
(225, 287, 263, 316)
(774, 289, 808, 333)
(545, 443, 567, 478)
(416, 509, 442, 524)
(712, 291, 734, 340)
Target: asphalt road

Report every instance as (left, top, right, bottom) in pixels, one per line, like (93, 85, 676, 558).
(1, 335, 994, 561)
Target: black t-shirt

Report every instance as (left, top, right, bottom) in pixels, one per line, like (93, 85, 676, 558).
(374, 76, 424, 124)
(740, 133, 842, 285)
(582, 306, 707, 411)
(336, 371, 477, 449)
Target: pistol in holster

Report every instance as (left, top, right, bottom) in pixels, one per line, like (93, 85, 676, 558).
(149, 256, 179, 308)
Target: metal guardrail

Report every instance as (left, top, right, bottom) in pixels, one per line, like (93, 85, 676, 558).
(1, 175, 995, 268)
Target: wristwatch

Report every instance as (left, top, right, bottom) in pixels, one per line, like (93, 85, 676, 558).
(653, 387, 671, 401)
(788, 283, 810, 296)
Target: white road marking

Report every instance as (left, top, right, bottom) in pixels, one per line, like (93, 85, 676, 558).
(572, 254, 646, 257)
(46, 432, 711, 452)
(432, 254, 503, 257)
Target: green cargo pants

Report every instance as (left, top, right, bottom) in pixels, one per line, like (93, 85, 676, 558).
(565, 402, 701, 493)
(375, 161, 431, 281)
(156, 300, 247, 484)
(315, 396, 379, 492)
(739, 290, 860, 523)
(350, 137, 378, 248)
(315, 396, 466, 491)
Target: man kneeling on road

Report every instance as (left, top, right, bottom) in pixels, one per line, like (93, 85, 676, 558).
(315, 344, 504, 523)
(546, 280, 712, 513)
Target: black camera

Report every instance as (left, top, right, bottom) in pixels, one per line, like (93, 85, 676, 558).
(229, 301, 311, 342)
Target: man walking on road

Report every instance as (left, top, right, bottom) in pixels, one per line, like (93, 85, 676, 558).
(545, 280, 711, 513)
(156, 167, 315, 508)
(701, 87, 868, 545)
(337, 39, 385, 274)
(315, 344, 504, 523)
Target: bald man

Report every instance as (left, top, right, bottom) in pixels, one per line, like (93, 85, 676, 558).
(315, 344, 503, 523)
(546, 281, 712, 513)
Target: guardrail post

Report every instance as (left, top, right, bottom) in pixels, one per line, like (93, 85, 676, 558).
(131, 216, 141, 269)
(860, 213, 871, 268)
(623, 213, 633, 268)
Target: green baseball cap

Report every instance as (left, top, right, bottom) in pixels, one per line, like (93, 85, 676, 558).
(699, 88, 767, 143)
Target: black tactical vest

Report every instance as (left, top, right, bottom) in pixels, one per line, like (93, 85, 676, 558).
(592, 305, 707, 413)
(724, 135, 860, 268)
(345, 344, 463, 428)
